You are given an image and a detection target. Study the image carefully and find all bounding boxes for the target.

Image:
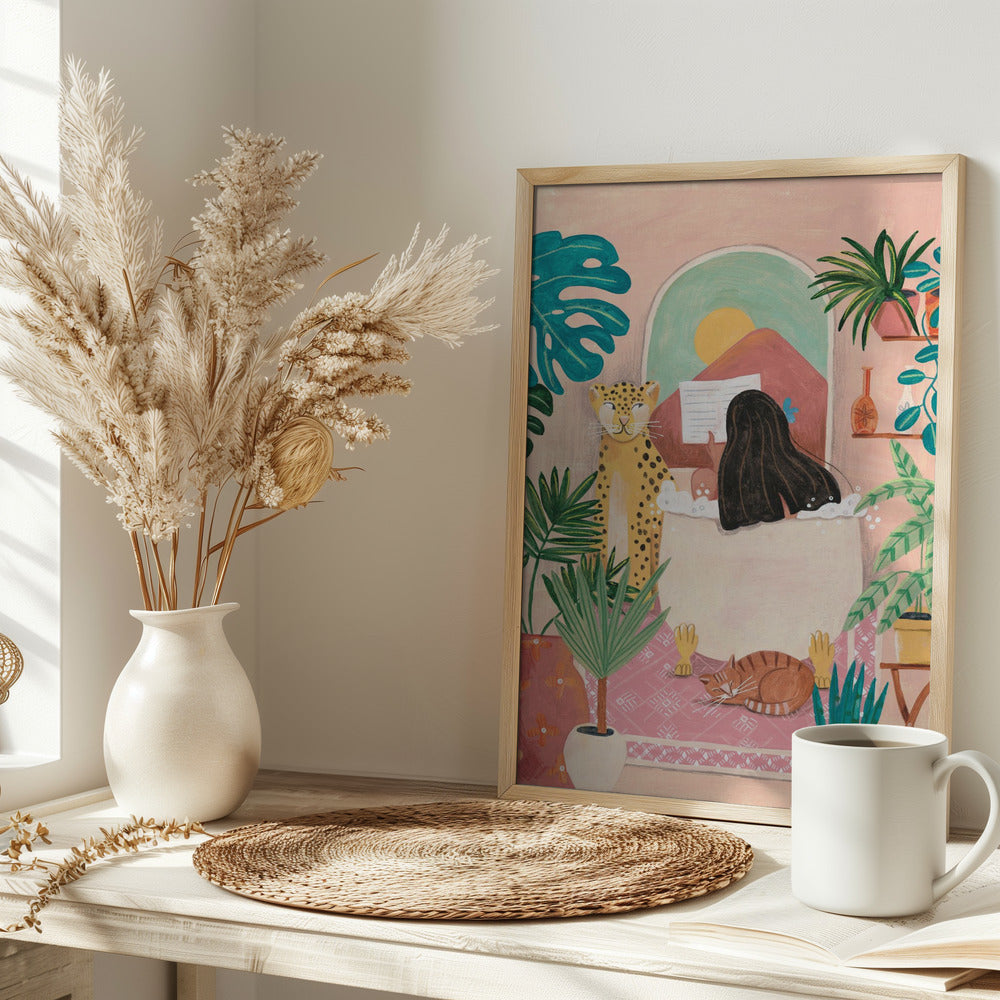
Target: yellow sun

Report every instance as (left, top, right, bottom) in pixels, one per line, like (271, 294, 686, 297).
(694, 307, 756, 365)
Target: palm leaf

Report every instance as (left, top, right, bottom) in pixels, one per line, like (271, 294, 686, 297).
(843, 572, 901, 631)
(542, 551, 633, 607)
(546, 560, 669, 681)
(890, 439, 920, 480)
(872, 514, 934, 574)
(522, 468, 601, 564)
(856, 478, 933, 513)
(878, 570, 932, 632)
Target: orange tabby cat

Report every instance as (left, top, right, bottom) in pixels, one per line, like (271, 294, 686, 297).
(700, 650, 815, 716)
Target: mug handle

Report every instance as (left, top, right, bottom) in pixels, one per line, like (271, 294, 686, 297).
(932, 750, 1000, 902)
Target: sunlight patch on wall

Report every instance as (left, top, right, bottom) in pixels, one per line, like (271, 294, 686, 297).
(0, 0, 60, 763)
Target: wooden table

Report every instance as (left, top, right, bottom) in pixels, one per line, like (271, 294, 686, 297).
(2, 771, 999, 1000)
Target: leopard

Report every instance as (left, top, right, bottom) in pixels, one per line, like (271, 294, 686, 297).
(589, 380, 674, 593)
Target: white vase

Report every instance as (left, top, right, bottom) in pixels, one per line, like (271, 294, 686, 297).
(103, 602, 261, 821)
(563, 724, 627, 792)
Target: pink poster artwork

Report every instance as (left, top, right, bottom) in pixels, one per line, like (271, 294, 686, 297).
(508, 159, 963, 820)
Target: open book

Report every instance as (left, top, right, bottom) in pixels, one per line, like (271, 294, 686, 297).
(670, 848, 1000, 992)
(678, 373, 760, 444)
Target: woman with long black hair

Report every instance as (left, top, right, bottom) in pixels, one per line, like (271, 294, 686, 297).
(717, 389, 840, 531)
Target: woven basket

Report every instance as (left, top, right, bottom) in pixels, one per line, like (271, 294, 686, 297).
(193, 798, 753, 920)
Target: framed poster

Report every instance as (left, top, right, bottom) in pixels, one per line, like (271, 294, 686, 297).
(499, 156, 965, 823)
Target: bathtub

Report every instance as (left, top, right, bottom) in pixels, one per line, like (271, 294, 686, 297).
(657, 506, 864, 662)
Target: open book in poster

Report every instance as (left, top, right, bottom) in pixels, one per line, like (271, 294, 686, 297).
(670, 847, 1000, 992)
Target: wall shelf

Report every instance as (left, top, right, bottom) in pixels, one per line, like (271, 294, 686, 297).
(851, 432, 922, 439)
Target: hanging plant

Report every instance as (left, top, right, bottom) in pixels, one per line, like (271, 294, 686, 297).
(896, 243, 941, 455)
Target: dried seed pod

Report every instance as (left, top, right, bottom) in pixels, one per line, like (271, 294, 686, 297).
(265, 416, 335, 510)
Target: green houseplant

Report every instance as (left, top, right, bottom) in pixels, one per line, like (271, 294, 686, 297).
(842, 440, 934, 663)
(521, 468, 602, 635)
(543, 558, 668, 791)
(810, 229, 933, 349)
(812, 661, 888, 725)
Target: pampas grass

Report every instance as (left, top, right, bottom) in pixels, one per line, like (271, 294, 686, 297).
(0, 59, 496, 610)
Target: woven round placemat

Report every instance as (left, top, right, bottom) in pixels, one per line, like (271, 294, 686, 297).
(192, 799, 753, 920)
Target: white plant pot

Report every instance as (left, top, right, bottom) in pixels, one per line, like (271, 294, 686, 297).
(563, 724, 627, 792)
(103, 602, 261, 821)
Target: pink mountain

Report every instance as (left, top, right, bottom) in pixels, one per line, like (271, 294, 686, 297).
(649, 328, 828, 470)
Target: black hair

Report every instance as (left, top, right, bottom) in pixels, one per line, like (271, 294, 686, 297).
(717, 389, 840, 531)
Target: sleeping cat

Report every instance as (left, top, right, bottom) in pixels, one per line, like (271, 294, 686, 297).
(700, 650, 815, 716)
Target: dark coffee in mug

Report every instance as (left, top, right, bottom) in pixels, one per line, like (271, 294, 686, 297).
(824, 737, 912, 748)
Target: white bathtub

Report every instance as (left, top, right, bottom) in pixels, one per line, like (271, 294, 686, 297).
(657, 509, 864, 662)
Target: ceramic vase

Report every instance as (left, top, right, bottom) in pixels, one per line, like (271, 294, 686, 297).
(850, 366, 878, 435)
(562, 724, 627, 792)
(103, 602, 261, 821)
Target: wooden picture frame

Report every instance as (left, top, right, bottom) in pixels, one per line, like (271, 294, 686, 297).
(499, 156, 965, 824)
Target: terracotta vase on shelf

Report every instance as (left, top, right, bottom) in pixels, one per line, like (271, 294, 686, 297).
(851, 366, 878, 436)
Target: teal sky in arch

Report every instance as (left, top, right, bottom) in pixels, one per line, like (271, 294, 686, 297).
(646, 251, 830, 399)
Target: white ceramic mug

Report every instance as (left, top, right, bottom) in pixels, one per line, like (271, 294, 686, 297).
(791, 724, 1000, 917)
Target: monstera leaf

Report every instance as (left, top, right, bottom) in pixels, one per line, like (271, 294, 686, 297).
(525, 379, 553, 457)
(530, 231, 631, 395)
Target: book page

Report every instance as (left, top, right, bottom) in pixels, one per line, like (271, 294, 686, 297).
(670, 869, 908, 963)
(673, 848, 1000, 968)
(678, 374, 760, 444)
(851, 848, 1000, 968)
(851, 913, 1000, 969)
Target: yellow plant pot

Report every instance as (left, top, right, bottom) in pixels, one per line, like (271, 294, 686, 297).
(894, 615, 931, 665)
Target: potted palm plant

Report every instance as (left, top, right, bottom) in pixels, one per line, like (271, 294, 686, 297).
(543, 558, 669, 791)
(810, 230, 933, 348)
(517, 468, 603, 785)
(842, 441, 933, 664)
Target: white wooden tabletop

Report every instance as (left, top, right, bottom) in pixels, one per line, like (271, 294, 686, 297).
(2, 771, 998, 1000)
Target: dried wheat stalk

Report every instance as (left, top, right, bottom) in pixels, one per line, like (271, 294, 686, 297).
(0, 59, 497, 609)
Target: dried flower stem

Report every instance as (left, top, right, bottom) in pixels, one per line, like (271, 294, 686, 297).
(129, 531, 153, 611)
(0, 812, 209, 933)
(168, 530, 179, 609)
(192, 494, 208, 608)
(211, 486, 251, 606)
(149, 539, 170, 612)
(204, 508, 288, 557)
